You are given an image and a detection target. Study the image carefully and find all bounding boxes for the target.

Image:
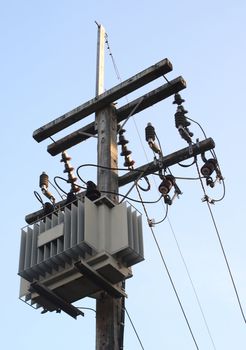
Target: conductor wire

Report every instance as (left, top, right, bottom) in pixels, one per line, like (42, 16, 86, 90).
(195, 160, 246, 324)
(135, 186, 200, 350)
(124, 307, 145, 350)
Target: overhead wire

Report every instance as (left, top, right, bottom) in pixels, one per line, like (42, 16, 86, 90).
(124, 307, 145, 350)
(48, 179, 64, 200)
(144, 81, 217, 347)
(34, 190, 44, 206)
(106, 34, 217, 347)
(151, 200, 169, 226)
(167, 217, 217, 349)
(76, 163, 204, 181)
(195, 160, 246, 324)
(135, 186, 200, 350)
(101, 189, 162, 205)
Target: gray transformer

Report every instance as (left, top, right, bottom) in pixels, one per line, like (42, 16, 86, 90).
(18, 196, 144, 315)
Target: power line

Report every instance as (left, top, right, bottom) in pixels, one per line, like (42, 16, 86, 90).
(167, 217, 217, 350)
(124, 307, 145, 350)
(105, 36, 216, 346)
(136, 186, 200, 350)
(195, 160, 246, 324)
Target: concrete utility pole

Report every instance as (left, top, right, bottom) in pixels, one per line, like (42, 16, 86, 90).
(95, 23, 123, 350)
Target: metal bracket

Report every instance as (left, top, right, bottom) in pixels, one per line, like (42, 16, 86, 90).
(74, 261, 127, 299)
(29, 281, 84, 319)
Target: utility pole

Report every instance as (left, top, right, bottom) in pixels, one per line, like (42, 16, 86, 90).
(95, 23, 123, 350)
(22, 24, 216, 350)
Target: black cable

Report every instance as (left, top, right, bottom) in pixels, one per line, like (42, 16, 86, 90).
(137, 176, 151, 192)
(76, 165, 90, 185)
(105, 32, 121, 81)
(48, 179, 64, 200)
(186, 116, 217, 161)
(53, 176, 86, 196)
(101, 189, 162, 204)
(77, 307, 96, 314)
(195, 160, 246, 324)
(53, 176, 69, 195)
(135, 186, 200, 349)
(152, 200, 169, 225)
(77, 163, 146, 173)
(212, 179, 226, 202)
(178, 156, 196, 168)
(34, 191, 44, 206)
(167, 217, 217, 350)
(77, 163, 204, 181)
(124, 307, 145, 350)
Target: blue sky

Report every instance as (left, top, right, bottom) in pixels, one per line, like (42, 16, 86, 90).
(1, 1, 246, 349)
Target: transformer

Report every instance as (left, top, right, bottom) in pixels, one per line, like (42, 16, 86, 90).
(18, 196, 144, 318)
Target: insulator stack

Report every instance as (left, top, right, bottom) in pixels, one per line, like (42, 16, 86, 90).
(173, 93, 193, 144)
(145, 123, 161, 154)
(145, 123, 155, 142)
(173, 93, 185, 106)
(61, 151, 80, 193)
(39, 172, 49, 189)
(118, 128, 135, 168)
(39, 172, 55, 204)
(200, 157, 222, 188)
(201, 158, 217, 177)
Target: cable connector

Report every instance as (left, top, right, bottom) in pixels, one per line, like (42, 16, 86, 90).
(148, 218, 155, 227)
(202, 195, 215, 204)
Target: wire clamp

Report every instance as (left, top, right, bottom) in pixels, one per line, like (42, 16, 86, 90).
(201, 195, 215, 204)
(148, 218, 155, 227)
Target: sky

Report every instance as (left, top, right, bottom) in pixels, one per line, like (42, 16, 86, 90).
(1, 0, 246, 349)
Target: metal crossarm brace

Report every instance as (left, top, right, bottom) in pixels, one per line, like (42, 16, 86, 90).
(30, 281, 84, 319)
(74, 261, 127, 299)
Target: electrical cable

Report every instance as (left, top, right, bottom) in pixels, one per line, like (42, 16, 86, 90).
(186, 116, 217, 161)
(54, 176, 86, 196)
(34, 191, 44, 206)
(178, 156, 197, 168)
(53, 176, 69, 195)
(151, 200, 169, 225)
(48, 179, 64, 200)
(77, 163, 207, 182)
(105, 32, 121, 81)
(148, 166, 217, 348)
(131, 74, 216, 346)
(167, 217, 217, 349)
(101, 189, 162, 205)
(124, 307, 145, 350)
(135, 186, 200, 350)
(195, 160, 246, 324)
(77, 306, 96, 314)
(137, 176, 151, 192)
(103, 41, 215, 345)
(118, 169, 146, 204)
(119, 97, 144, 132)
